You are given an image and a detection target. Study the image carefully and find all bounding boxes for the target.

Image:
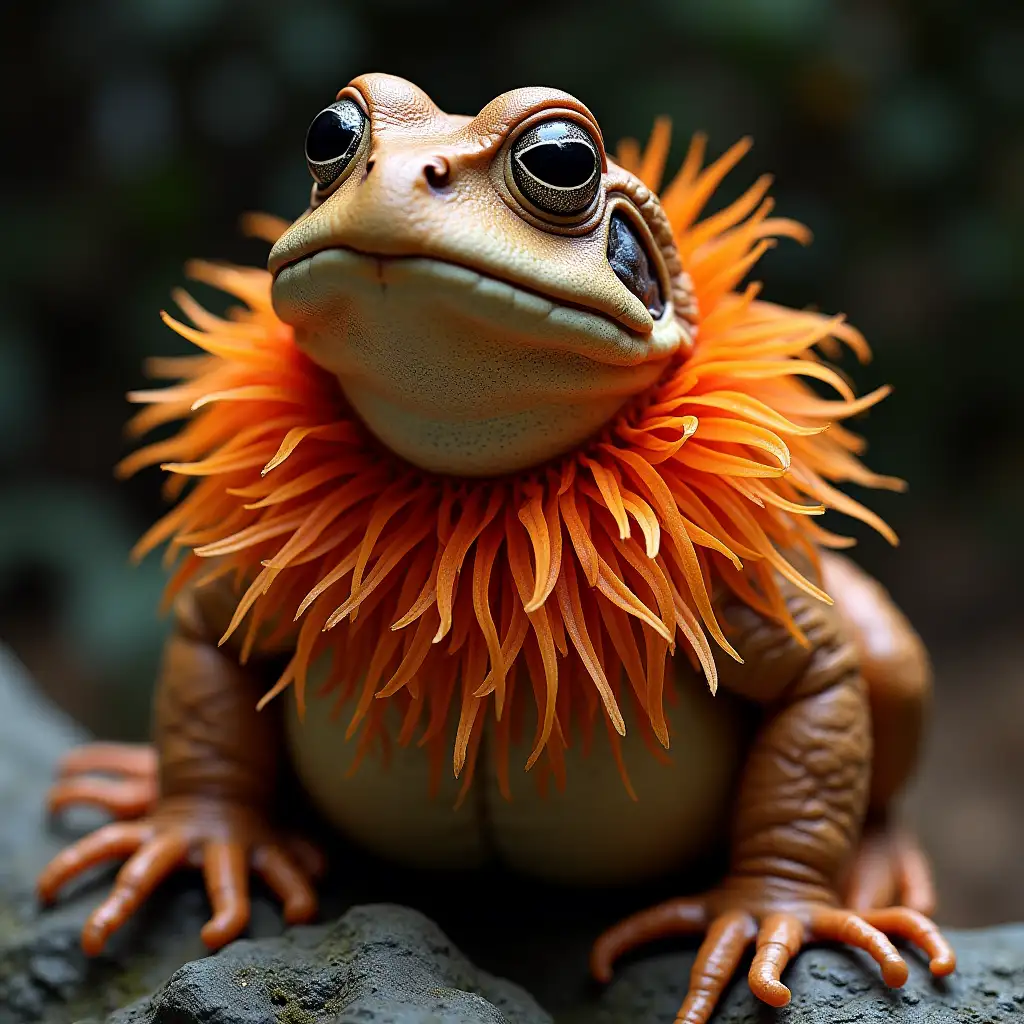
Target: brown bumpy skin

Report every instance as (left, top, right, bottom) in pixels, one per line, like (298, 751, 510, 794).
(36, 74, 952, 1022)
(591, 552, 954, 1023)
(825, 552, 939, 916)
(40, 556, 952, 1014)
(37, 582, 320, 954)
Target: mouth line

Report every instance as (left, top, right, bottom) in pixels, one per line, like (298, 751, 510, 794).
(272, 244, 642, 333)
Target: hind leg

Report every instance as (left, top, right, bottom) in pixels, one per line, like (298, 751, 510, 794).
(821, 553, 937, 916)
(592, 577, 954, 1024)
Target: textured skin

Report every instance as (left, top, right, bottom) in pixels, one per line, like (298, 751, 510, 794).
(822, 550, 932, 814)
(589, 556, 953, 1023)
(269, 76, 693, 332)
(38, 74, 954, 1024)
(37, 587, 320, 955)
(269, 74, 692, 475)
(715, 577, 872, 896)
(39, 553, 951, 1007)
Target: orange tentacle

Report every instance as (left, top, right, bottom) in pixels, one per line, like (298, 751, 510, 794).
(119, 125, 896, 793)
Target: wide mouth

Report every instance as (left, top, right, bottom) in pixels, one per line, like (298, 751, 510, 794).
(271, 247, 681, 368)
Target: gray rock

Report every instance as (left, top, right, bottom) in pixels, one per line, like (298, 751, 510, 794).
(0, 644, 212, 1024)
(109, 904, 549, 1024)
(0, 643, 98, 1024)
(576, 924, 1024, 1023)
(0, 643, 85, 885)
(2, 642, 1023, 1024)
(0, 646, 547, 1024)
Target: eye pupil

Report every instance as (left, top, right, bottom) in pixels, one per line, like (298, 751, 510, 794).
(306, 112, 355, 164)
(305, 99, 366, 190)
(510, 118, 600, 218)
(519, 140, 596, 190)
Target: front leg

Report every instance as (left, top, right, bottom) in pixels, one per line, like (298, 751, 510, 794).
(592, 584, 954, 1023)
(38, 581, 322, 954)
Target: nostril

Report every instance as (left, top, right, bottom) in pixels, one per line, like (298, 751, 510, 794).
(423, 157, 451, 190)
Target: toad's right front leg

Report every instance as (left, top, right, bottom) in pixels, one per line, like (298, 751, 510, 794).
(37, 583, 321, 954)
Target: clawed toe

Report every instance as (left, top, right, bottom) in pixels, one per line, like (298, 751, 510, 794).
(47, 775, 158, 818)
(41, 743, 322, 957)
(49, 743, 159, 820)
(861, 907, 956, 976)
(57, 743, 158, 780)
(590, 897, 707, 983)
(846, 825, 936, 916)
(811, 908, 909, 987)
(748, 914, 803, 1007)
(677, 911, 757, 1023)
(37, 822, 152, 904)
(80, 832, 190, 955)
(592, 893, 956, 1024)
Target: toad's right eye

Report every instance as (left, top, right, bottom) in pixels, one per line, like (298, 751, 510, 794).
(305, 99, 367, 191)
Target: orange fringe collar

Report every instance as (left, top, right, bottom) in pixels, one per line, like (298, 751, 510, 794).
(123, 129, 901, 800)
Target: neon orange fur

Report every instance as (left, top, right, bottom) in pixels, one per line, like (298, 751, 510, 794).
(122, 130, 902, 798)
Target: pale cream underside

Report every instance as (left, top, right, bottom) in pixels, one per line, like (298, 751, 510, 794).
(271, 250, 685, 476)
(285, 655, 742, 883)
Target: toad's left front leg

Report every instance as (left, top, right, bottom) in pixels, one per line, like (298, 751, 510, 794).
(591, 586, 955, 1024)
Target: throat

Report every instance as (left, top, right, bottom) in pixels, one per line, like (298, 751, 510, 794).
(339, 384, 632, 477)
(272, 247, 674, 476)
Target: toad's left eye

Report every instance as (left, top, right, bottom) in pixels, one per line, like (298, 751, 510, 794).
(511, 119, 600, 218)
(305, 99, 367, 190)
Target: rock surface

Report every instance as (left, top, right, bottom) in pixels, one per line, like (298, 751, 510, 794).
(582, 926, 1024, 1023)
(2, 642, 1023, 1024)
(0, 644, 249, 1024)
(107, 903, 547, 1024)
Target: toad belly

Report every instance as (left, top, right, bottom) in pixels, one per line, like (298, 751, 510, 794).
(284, 658, 743, 884)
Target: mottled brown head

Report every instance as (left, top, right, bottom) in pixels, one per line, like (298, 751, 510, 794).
(269, 73, 695, 476)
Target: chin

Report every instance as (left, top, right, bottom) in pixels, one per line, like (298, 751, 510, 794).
(271, 247, 684, 476)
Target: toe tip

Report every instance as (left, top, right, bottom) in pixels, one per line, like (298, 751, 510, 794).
(80, 927, 107, 958)
(283, 898, 318, 926)
(758, 980, 792, 1008)
(882, 959, 910, 987)
(588, 951, 614, 985)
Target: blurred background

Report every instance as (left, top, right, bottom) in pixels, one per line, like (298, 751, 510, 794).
(0, 0, 1020, 927)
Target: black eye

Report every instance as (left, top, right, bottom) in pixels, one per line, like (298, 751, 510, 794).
(305, 99, 367, 190)
(607, 211, 664, 318)
(510, 119, 600, 218)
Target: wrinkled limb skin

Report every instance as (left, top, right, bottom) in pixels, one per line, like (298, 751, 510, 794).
(591, 554, 953, 1024)
(824, 553, 937, 916)
(38, 580, 323, 955)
